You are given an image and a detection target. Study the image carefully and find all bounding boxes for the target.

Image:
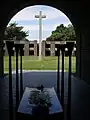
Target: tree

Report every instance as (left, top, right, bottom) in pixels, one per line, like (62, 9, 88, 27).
(66, 24, 76, 41)
(46, 24, 76, 41)
(4, 22, 29, 41)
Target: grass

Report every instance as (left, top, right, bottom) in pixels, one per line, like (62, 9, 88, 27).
(4, 56, 76, 72)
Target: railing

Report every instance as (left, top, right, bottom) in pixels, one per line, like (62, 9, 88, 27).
(6, 41, 23, 120)
(57, 42, 74, 120)
(6, 41, 75, 120)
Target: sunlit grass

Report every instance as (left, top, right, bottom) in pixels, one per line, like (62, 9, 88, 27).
(4, 56, 76, 72)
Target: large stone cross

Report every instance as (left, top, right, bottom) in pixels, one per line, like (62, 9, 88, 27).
(35, 11, 46, 60)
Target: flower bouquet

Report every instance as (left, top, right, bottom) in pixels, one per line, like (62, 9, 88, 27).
(28, 85, 52, 116)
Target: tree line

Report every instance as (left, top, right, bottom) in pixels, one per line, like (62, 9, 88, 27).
(46, 24, 76, 41)
(4, 22, 29, 41)
(4, 22, 76, 41)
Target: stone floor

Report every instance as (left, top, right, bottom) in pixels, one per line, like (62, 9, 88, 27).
(0, 71, 90, 120)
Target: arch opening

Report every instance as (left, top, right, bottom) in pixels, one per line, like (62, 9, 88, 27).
(4, 5, 76, 74)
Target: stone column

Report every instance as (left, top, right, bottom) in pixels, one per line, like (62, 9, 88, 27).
(50, 41, 55, 56)
(24, 42, 29, 56)
(34, 40, 37, 56)
(42, 40, 46, 56)
(0, 41, 4, 77)
(4, 42, 8, 56)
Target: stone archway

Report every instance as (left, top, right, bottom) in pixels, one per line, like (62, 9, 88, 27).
(0, 0, 90, 85)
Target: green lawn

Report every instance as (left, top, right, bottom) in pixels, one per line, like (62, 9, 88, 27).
(4, 56, 76, 72)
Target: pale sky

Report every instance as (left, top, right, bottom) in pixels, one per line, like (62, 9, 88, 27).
(9, 5, 72, 41)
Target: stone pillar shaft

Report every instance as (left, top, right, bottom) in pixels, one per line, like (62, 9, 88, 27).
(24, 42, 29, 56)
(34, 40, 37, 56)
(50, 41, 55, 56)
(42, 41, 46, 56)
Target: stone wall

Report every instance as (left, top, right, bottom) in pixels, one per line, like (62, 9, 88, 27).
(3, 40, 76, 56)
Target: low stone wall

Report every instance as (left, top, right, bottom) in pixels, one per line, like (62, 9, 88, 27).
(3, 40, 76, 56)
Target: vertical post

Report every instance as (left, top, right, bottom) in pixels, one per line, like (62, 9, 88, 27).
(6, 41, 14, 120)
(9, 51, 13, 120)
(57, 48, 60, 100)
(34, 40, 37, 56)
(20, 44, 23, 100)
(66, 42, 74, 120)
(15, 44, 19, 110)
(61, 46, 65, 108)
(67, 51, 72, 120)
(39, 11, 42, 60)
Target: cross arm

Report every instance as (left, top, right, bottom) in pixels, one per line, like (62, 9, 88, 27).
(35, 15, 46, 18)
(35, 15, 39, 18)
(42, 15, 46, 18)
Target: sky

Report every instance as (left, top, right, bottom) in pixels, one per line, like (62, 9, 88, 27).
(9, 5, 72, 41)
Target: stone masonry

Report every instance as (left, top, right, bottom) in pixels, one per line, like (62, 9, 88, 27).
(3, 40, 76, 56)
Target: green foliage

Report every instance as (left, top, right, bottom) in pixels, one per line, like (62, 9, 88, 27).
(46, 24, 76, 41)
(28, 89, 51, 107)
(4, 22, 29, 41)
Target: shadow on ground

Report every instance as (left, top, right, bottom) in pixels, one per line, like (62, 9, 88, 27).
(0, 71, 90, 120)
